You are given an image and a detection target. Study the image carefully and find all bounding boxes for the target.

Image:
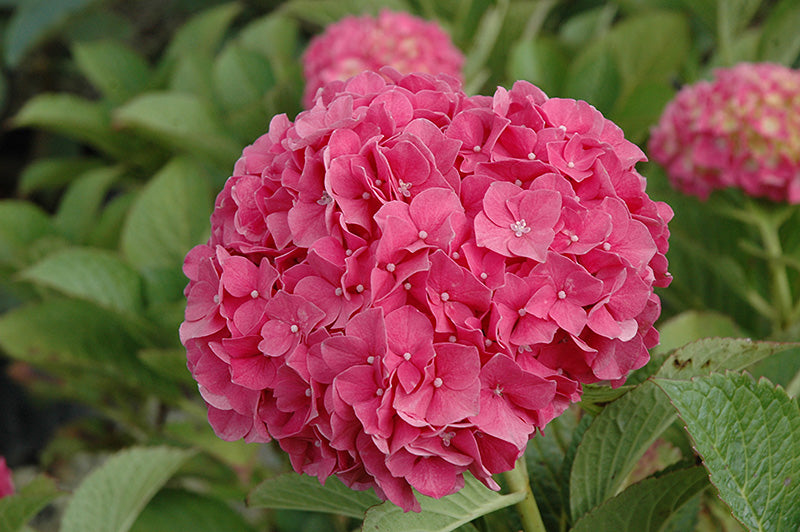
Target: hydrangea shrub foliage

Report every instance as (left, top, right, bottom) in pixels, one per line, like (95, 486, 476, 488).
(1, 1, 800, 531)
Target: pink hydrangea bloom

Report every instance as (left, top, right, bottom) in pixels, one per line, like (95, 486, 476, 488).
(301, 10, 464, 108)
(649, 62, 800, 202)
(181, 69, 672, 511)
(0, 457, 13, 498)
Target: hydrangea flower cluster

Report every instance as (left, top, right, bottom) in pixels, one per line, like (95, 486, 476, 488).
(0, 457, 13, 498)
(649, 62, 800, 202)
(301, 10, 464, 108)
(181, 69, 672, 511)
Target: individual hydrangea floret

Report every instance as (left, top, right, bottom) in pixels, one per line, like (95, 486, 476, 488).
(649, 62, 800, 202)
(0, 457, 13, 498)
(181, 69, 672, 511)
(301, 10, 464, 108)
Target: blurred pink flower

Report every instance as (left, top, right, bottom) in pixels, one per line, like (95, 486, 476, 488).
(649, 62, 800, 202)
(181, 69, 671, 511)
(0, 457, 14, 498)
(302, 10, 464, 107)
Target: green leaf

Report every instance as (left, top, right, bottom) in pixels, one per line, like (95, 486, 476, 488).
(249, 473, 381, 519)
(570, 381, 677, 521)
(12, 94, 127, 158)
(3, 0, 99, 67)
(168, 53, 215, 102)
(165, 420, 257, 470)
(657, 374, 800, 531)
(655, 311, 746, 355)
(238, 13, 299, 81)
(138, 348, 195, 387)
(610, 81, 674, 143)
(362, 474, 524, 532)
(113, 92, 241, 167)
(214, 42, 275, 110)
(19, 247, 143, 315)
(131, 489, 254, 532)
(54, 165, 123, 242)
(655, 337, 799, 380)
(72, 40, 151, 104)
(558, 4, 616, 52)
(0, 475, 63, 532)
(61, 446, 195, 532)
(120, 157, 212, 272)
(462, 0, 507, 83)
(164, 2, 242, 62)
(758, 0, 800, 65)
(676, 0, 716, 31)
(0, 200, 55, 268)
(507, 37, 567, 97)
(525, 406, 582, 531)
(61, 6, 133, 44)
(0, 298, 177, 399)
(608, 11, 690, 99)
(238, 13, 297, 59)
(17, 156, 104, 195)
(279, 0, 410, 27)
(581, 383, 634, 405)
(87, 191, 136, 249)
(717, 0, 762, 43)
(571, 467, 709, 532)
(563, 39, 620, 113)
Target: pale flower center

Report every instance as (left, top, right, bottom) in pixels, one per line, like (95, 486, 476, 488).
(510, 219, 532, 237)
(398, 180, 412, 197)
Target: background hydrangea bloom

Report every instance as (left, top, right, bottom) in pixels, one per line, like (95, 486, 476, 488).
(301, 10, 464, 108)
(181, 69, 671, 511)
(0, 457, 13, 498)
(649, 62, 800, 202)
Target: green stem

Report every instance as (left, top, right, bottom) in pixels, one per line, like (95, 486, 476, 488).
(503, 456, 547, 532)
(749, 202, 794, 333)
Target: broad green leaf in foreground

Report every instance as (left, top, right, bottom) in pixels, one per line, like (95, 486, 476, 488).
(656, 337, 798, 379)
(654, 311, 745, 355)
(0, 475, 62, 532)
(61, 446, 194, 532)
(570, 380, 677, 521)
(120, 157, 212, 273)
(361, 473, 525, 532)
(525, 406, 582, 531)
(571, 467, 709, 532)
(657, 374, 800, 532)
(131, 489, 254, 532)
(249, 473, 380, 519)
(19, 247, 143, 315)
